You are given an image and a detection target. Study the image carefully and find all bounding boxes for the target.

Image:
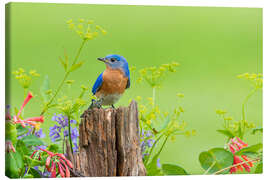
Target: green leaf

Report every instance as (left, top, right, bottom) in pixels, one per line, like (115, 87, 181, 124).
(28, 167, 42, 178)
(5, 122, 17, 144)
(252, 127, 263, 135)
(16, 140, 30, 156)
(69, 61, 84, 72)
(59, 56, 67, 71)
(255, 162, 263, 174)
(5, 151, 24, 178)
(40, 75, 50, 102)
(24, 155, 44, 167)
(47, 144, 60, 153)
(21, 135, 45, 147)
(23, 174, 34, 178)
(157, 116, 171, 132)
(16, 124, 30, 136)
(216, 129, 234, 138)
(146, 154, 163, 176)
(162, 164, 188, 175)
(199, 148, 234, 174)
(235, 143, 262, 156)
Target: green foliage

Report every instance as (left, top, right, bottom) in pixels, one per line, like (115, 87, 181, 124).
(16, 124, 30, 137)
(216, 129, 234, 138)
(21, 135, 45, 147)
(255, 162, 263, 174)
(27, 168, 42, 178)
(16, 140, 30, 156)
(215, 73, 263, 140)
(146, 154, 163, 176)
(251, 127, 263, 135)
(199, 148, 234, 174)
(5, 151, 25, 178)
(5, 122, 17, 144)
(132, 62, 196, 176)
(234, 143, 262, 156)
(162, 164, 188, 175)
(40, 75, 51, 103)
(47, 144, 60, 153)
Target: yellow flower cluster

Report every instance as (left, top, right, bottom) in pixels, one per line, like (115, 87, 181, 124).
(137, 62, 180, 88)
(66, 19, 107, 40)
(237, 72, 263, 89)
(12, 68, 40, 89)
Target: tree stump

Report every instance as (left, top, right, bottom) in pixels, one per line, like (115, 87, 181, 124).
(66, 100, 146, 177)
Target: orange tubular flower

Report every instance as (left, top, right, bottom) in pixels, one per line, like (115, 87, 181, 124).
(39, 148, 73, 178)
(13, 92, 44, 128)
(228, 137, 253, 173)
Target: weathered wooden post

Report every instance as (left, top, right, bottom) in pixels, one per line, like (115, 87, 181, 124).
(66, 100, 146, 177)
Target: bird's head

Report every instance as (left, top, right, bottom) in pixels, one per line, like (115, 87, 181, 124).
(97, 54, 130, 77)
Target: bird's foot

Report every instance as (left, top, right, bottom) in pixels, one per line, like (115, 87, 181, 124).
(88, 99, 102, 109)
(111, 104, 116, 109)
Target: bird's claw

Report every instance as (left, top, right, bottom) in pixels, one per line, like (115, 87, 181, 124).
(88, 99, 102, 109)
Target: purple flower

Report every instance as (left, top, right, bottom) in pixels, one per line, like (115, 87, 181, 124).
(49, 114, 79, 152)
(142, 153, 149, 159)
(147, 139, 155, 147)
(157, 158, 161, 168)
(33, 166, 51, 177)
(49, 125, 61, 142)
(34, 145, 47, 150)
(17, 126, 46, 139)
(35, 128, 45, 138)
(146, 131, 153, 137)
(140, 129, 156, 159)
(17, 128, 32, 139)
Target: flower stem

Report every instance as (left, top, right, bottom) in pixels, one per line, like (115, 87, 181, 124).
(144, 133, 165, 165)
(240, 88, 257, 138)
(203, 161, 216, 175)
(152, 87, 156, 107)
(212, 157, 261, 175)
(68, 116, 73, 153)
(40, 39, 87, 116)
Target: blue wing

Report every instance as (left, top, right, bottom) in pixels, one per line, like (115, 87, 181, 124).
(92, 73, 103, 95)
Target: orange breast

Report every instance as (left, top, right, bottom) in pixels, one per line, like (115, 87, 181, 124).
(96, 68, 128, 97)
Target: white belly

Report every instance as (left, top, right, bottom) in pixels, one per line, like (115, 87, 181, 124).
(98, 93, 122, 106)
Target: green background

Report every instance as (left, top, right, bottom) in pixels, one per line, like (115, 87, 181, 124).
(6, 3, 263, 174)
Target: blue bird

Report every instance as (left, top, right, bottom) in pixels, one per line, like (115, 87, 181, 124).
(89, 54, 130, 109)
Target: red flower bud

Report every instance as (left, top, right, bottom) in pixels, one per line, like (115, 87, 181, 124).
(18, 92, 33, 116)
(25, 116, 44, 123)
(230, 166, 237, 173)
(45, 156, 51, 172)
(57, 162, 65, 177)
(56, 153, 73, 169)
(242, 155, 253, 167)
(30, 150, 38, 158)
(50, 162, 56, 178)
(234, 156, 243, 172)
(60, 159, 70, 177)
(40, 148, 54, 156)
(236, 137, 248, 147)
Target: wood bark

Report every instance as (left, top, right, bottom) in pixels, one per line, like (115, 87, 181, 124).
(66, 100, 146, 177)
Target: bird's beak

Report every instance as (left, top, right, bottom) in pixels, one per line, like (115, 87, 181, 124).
(97, 57, 107, 63)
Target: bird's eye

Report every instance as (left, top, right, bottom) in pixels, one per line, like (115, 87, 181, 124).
(111, 58, 116, 62)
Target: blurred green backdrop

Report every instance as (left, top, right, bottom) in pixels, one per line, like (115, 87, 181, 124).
(6, 3, 262, 174)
